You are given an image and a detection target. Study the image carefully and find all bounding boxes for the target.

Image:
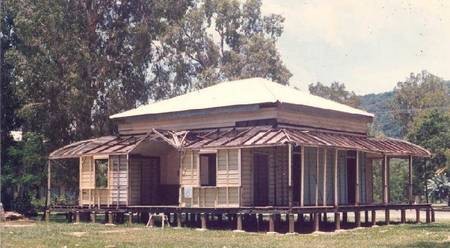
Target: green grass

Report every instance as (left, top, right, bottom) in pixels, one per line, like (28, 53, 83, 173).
(1, 221, 450, 248)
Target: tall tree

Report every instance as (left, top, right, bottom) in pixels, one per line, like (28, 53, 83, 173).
(154, 0, 291, 93)
(407, 110, 450, 201)
(391, 70, 449, 137)
(308, 81, 360, 107)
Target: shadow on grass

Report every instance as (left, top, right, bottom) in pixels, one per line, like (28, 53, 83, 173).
(392, 241, 450, 248)
(401, 223, 450, 233)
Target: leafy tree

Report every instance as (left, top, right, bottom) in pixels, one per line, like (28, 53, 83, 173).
(1, 0, 291, 212)
(308, 81, 360, 108)
(392, 70, 449, 137)
(2, 133, 46, 214)
(407, 110, 450, 202)
(427, 174, 450, 206)
(155, 0, 291, 93)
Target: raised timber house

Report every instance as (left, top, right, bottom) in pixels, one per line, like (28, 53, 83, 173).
(47, 78, 434, 233)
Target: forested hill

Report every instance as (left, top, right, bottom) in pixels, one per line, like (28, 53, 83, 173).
(359, 91, 401, 137)
(359, 80, 450, 138)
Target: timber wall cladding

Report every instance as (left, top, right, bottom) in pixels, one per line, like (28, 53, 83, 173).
(128, 158, 141, 205)
(241, 146, 289, 206)
(181, 150, 199, 186)
(180, 149, 240, 207)
(109, 155, 128, 205)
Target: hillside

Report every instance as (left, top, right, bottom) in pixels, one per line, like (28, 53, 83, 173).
(359, 91, 401, 138)
(359, 80, 450, 138)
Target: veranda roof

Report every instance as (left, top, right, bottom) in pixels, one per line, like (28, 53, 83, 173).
(49, 127, 430, 159)
(110, 78, 373, 119)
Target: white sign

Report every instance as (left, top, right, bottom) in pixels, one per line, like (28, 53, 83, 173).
(184, 187, 193, 198)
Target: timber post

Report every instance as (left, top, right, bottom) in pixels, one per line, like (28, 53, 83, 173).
(288, 213, 295, 234)
(364, 210, 369, 224)
(108, 211, 113, 225)
(416, 208, 420, 223)
(268, 214, 275, 233)
(200, 213, 207, 230)
(385, 209, 390, 225)
(127, 212, 132, 226)
(400, 209, 406, 224)
(431, 208, 435, 222)
(355, 211, 361, 227)
(257, 214, 263, 231)
(426, 208, 431, 223)
(334, 212, 340, 231)
(313, 212, 320, 232)
(342, 212, 348, 224)
(91, 211, 96, 224)
(235, 213, 243, 232)
(75, 211, 80, 224)
(177, 213, 182, 228)
(45, 209, 50, 223)
(371, 210, 376, 226)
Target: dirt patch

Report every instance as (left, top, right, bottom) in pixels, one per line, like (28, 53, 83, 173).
(99, 227, 143, 234)
(0, 219, 36, 227)
(64, 232, 87, 237)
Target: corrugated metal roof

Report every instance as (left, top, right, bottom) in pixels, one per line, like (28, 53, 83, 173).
(110, 78, 373, 119)
(49, 129, 186, 159)
(183, 127, 431, 157)
(49, 127, 431, 159)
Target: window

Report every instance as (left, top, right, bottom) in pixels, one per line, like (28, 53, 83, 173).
(199, 154, 216, 186)
(95, 159, 108, 188)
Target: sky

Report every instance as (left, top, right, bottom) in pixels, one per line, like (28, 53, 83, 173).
(261, 0, 450, 94)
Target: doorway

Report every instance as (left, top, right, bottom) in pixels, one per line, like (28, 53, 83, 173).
(253, 153, 269, 206)
(347, 151, 356, 205)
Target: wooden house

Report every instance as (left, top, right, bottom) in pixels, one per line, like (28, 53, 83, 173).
(48, 78, 433, 232)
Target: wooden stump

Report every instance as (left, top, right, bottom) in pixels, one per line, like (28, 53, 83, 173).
(364, 210, 369, 224)
(400, 209, 406, 224)
(288, 214, 295, 234)
(416, 208, 420, 223)
(385, 209, 390, 225)
(371, 210, 376, 226)
(108, 211, 113, 225)
(355, 211, 361, 227)
(268, 214, 275, 233)
(45, 210, 50, 223)
(426, 208, 431, 223)
(334, 212, 340, 231)
(200, 213, 207, 230)
(431, 209, 435, 222)
(127, 212, 132, 226)
(236, 213, 243, 231)
(342, 212, 348, 224)
(177, 213, 182, 228)
(91, 211, 96, 224)
(75, 211, 80, 224)
(313, 212, 320, 232)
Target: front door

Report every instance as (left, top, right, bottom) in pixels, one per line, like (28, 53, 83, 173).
(292, 153, 301, 204)
(141, 157, 160, 205)
(254, 154, 269, 206)
(347, 151, 356, 205)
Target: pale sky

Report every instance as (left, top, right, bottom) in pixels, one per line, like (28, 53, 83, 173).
(262, 0, 450, 94)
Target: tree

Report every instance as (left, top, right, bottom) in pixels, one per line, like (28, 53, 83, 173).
(407, 110, 450, 202)
(391, 70, 449, 137)
(155, 0, 292, 93)
(2, 0, 291, 213)
(308, 82, 360, 108)
(427, 174, 450, 206)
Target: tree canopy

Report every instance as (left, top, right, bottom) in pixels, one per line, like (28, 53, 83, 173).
(1, 0, 291, 213)
(308, 81, 360, 108)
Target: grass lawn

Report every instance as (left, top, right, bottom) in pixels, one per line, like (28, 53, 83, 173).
(1, 220, 450, 248)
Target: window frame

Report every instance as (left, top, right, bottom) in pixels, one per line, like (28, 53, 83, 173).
(94, 158, 109, 189)
(199, 153, 217, 187)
